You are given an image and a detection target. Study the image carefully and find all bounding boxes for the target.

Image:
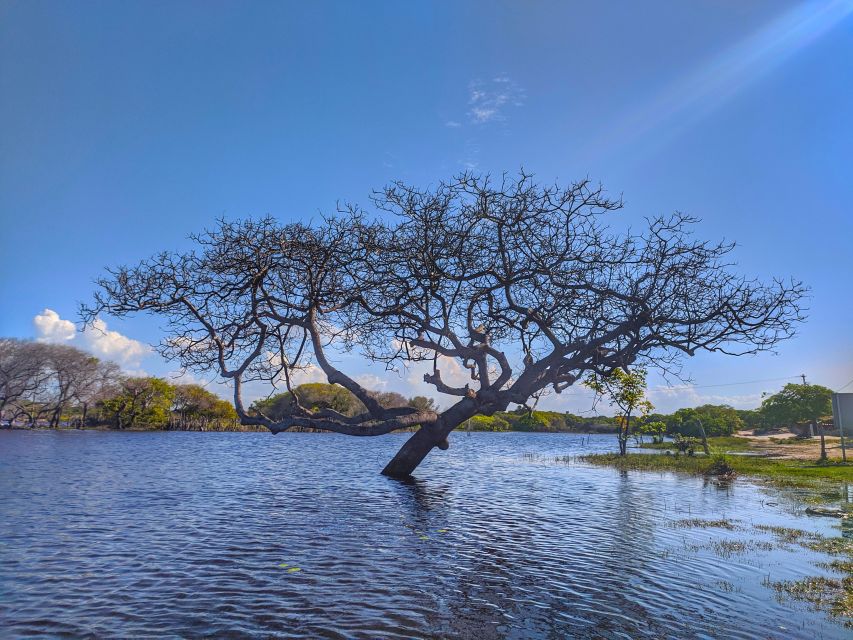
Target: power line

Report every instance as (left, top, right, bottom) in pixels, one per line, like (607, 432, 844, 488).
(837, 377, 853, 393)
(549, 374, 801, 399)
(650, 375, 800, 391)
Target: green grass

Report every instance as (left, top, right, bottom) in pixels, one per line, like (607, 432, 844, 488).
(754, 523, 853, 626)
(583, 451, 853, 487)
(671, 518, 738, 530)
(754, 524, 821, 544)
(638, 436, 753, 452)
(765, 576, 853, 624)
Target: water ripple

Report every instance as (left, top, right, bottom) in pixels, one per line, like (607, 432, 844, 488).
(0, 430, 847, 638)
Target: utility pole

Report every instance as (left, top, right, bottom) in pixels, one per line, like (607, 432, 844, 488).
(801, 374, 814, 437)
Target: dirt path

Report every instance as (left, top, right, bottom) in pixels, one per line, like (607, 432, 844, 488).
(736, 430, 848, 460)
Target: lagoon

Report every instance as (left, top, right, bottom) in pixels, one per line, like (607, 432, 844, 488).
(0, 430, 849, 638)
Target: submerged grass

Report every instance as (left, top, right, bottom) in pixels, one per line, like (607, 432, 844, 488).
(765, 576, 853, 625)
(588, 439, 853, 628)
(710, 539, 774, 558)
(805, 537, 853, 557)
(639, 436, 753, 452)
(753, 522, 853, 626)
(671, 518, 737, 530)
(820, 560, 853, 573)
(583, 451, 853, 488)
(754, 524, 821, 544)
(584, 435, 853, 625)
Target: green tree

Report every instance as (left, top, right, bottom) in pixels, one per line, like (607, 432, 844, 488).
(735, 408, 764, 432)
(513, 411, 553, 432)
(98, 377, 175, 430)
(463, 414, 511, 431)
(760, 383, 833, 459)
(250, 383, 363, 422)
(172, 384, 237, 430)
(408, 396, 438, 413)
(249, 383, 418, 428)
(666, 407, 712, 454)
(668, 405, 743, 437)
(638, 420, 667, 443)
(585, 367, 653, 455)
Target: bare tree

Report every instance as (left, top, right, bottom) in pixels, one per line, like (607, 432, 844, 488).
(41, 344, 99, 427)
(0, 339, 54, 425)
(70, 359, 121, 427)
(1, 339, 121, 428)
(83, 173, 805, 476)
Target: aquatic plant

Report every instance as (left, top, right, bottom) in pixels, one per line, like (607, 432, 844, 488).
(765, 576, 853, 625)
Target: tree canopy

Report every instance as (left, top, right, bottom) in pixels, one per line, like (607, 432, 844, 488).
(0, 339, 119, 427)
(760, 383, 833, 428)
(585, 367, 653, 454)
(83, 172, 805, 476)
(667, 404, 744, 437)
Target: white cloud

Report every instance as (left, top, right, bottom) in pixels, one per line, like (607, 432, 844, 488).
(445, 120, 462, 128)
(467, 75, 525, 124)
(82, 318, 149, 367)
(289, 364, 327, 386)
(121, 368, 151, 378)
(647, 386, 763, 412)
(355, 373, 388, 391)
(33, 308, 76, 342)
(532, 382, 765, 415)
(264, 351, 329, 388)
(166, 369, 233, 398)
(32, 308, 150, 368)
(235, 364, 328, 405)
(405, 355, 472, 394)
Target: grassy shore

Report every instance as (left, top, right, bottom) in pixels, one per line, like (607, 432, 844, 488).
(582, 435, 853, 626)
(583, 436, 853, 487)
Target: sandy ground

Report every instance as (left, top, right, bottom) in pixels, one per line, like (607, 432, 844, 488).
(737, 429, 850, 460)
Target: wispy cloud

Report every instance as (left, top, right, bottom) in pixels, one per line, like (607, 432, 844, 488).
(647, 386, 764, 412)
(458, 138, 481, 170)
(355, 373, 389, 390)
(466, 75, 525, 124)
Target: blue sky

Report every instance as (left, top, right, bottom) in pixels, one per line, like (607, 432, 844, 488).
(1, 0, 851, 413)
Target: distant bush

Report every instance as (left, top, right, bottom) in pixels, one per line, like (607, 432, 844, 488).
(458, 410, 620, 433)
(463, 415, 511, 431)
(666, 405, 744, 437)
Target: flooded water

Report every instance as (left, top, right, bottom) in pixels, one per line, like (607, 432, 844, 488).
(0, 430, 849, 639)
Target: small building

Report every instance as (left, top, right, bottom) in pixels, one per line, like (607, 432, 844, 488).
(831, 392, 853, 441)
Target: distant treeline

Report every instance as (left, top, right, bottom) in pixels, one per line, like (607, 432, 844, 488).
(455, 404, 751, 436)
(2, 337, 827, 436)
(248, 385, 620, 433)
(0, 338, 242, 431)
(246, 383, 759, 437)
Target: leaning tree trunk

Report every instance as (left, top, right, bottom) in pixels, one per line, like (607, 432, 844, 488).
(382, 422, 450, 477)
(697, 419, 710, 456)
(381, 398, 477, 478)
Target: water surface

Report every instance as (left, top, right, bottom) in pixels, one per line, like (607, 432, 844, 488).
(0, 430, 848, 639)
